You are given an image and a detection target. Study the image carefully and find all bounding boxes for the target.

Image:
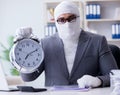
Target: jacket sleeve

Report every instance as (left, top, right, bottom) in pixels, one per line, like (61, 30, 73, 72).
(97, 36, 118, 87)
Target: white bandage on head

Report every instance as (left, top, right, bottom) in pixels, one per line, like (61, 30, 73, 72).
(54, 1, 80, 20)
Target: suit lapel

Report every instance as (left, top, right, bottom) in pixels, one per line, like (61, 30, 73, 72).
(70, 31, 91, 77)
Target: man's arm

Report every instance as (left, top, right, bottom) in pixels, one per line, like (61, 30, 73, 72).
(97, 36, 118, 87)
(77, 36, 118, 88)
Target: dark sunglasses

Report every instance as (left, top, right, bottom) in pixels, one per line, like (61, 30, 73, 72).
(57, 15, 79, 24)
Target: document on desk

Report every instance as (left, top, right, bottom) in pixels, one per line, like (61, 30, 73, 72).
(50, 85, 90, 91)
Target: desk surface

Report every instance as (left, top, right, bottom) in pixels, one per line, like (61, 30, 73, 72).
(0, 87, 112, 95)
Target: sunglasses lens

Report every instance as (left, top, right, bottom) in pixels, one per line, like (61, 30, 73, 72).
(57, 15, 79, 24)
(68, 15, 77, 22)
(57, 18, 66, 24)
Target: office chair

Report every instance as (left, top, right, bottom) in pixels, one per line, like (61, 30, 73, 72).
(109, 44, 120, 69)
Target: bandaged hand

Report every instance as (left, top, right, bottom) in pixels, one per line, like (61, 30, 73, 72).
(77, 75, 102, 88)
(14, 27, 39, 43)
(112, 83, 120, 95)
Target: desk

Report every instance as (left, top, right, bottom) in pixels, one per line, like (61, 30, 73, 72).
(0, 87, 112, 95)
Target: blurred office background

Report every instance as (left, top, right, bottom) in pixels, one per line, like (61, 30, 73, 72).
(0, 0, 120, 87)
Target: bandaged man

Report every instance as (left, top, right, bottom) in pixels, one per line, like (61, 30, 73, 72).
(15, 1, 118, 88)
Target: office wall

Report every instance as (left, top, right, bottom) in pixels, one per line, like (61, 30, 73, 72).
(0, 0, 45, 45)
(0, 0, 45, 87)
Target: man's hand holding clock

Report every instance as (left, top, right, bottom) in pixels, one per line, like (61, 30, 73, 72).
(10, 27, 44, 74)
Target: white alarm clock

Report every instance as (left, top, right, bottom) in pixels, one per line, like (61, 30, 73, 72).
(10, 38, 44, 73)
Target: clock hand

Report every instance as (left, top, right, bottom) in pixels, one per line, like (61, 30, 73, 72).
(25, 49, 38, 59)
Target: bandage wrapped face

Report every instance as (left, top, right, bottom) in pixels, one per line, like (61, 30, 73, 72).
(54, 1, 81, 41)
(54, 1, 81, 74)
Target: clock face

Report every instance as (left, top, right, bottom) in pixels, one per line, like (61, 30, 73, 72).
(11, 39, 44, 73)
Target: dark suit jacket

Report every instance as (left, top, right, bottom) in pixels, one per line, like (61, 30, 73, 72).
(21, 30, 118, 87)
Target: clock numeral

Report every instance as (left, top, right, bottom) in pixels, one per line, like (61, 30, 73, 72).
(26, 43, 29, 46)
(27, 63, 30, 66)
(22, 45, 25, 48)
(18, 58, 21, 61)
(32, 45, 34, 47)
(33, 62, 35, 65)
(21, 63, 24, 66)
(36, 58, 39, 61)
(38, 53, 40, 56)
(16, 53, 19, 55)
(18, 48, 22, 51)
